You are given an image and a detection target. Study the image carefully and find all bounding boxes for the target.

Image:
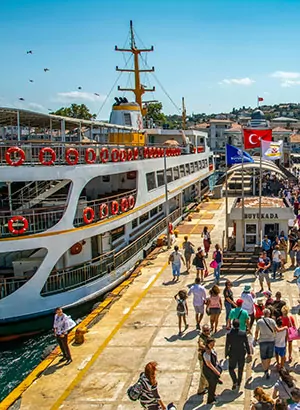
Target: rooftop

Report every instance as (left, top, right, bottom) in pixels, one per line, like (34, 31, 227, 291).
(235, 197, 285, 208)
(225, 123, 242, 132)
(272, 116, 299, 122)
(209, 119, 232, 124)
(272, 126, 291, 132)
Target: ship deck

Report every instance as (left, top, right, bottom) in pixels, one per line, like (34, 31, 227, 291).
(2, 197, 300, 410)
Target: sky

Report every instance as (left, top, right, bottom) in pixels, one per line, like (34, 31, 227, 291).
(1, 0, 300, 120)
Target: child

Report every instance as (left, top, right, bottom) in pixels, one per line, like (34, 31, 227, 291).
(174, 290, 188, 336)
(254, 298, 265, 322)
(274, 317, 288, 370)
(293, 265, 300, 303)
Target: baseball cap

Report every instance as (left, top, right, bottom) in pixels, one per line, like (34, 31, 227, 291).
(236, 298, 243, 307)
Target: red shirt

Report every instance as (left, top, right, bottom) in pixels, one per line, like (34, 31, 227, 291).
(254, 304, 265, 319)
(280, 315, 295, 328)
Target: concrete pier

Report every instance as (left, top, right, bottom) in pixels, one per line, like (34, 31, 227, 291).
(2, 197, 300, 410)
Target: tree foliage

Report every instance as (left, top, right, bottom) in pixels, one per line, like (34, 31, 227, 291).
(51, 104, 96, 120)
(145, 102, 166, 125)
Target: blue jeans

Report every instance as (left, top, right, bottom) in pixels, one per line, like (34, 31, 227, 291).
(172, 263, 181, 277)
(214, 262, 222, 283)
(272, 261, 281, 277)
(225, 301, 232, 322)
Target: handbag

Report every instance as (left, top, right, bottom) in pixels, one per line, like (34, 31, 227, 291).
(210, 260, 218, 269)
(288, 326, 300, 341)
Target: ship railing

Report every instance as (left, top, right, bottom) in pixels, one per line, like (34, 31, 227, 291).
(0, 275, 32, 300)
(0, 141, 204, 167)
(40, 207, 181, 296)
(73, 189, 137, 227)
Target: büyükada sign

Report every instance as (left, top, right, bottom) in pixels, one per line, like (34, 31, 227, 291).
(245, 213, 279, 219)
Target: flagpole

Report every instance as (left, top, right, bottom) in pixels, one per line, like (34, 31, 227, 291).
(225, 140, 229, 249)
(258, 142, 263, 246)
(241, 125, 245, 251)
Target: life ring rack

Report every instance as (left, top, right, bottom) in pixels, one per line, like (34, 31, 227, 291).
(83, 207, 95, 224)
(39, 147, 56, 166)
(5, 147, 26, 166)
(8, 216, 29, 235)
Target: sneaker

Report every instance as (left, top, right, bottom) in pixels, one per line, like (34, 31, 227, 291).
(266, 370, 270, 379)
(197, 388, 208, 395)
(59, 357, 67, 363)
(184, 324, 189, 331)
(65, 359, 73, 365)
(196, 323, 200, 330)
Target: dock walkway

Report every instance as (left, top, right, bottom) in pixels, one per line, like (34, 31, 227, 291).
(3, 198, 300, 410)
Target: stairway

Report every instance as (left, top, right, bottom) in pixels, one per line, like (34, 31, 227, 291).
(221, 251, 258, 275)
(226, 171, 253, 196)
(12, 180, 70, 211)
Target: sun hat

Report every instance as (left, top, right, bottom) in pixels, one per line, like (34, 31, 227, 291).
(263, 290, 272, 297)
(257, 298, 264, 304)
(243, 284, 251, 293)
(236, 298, 243, 307)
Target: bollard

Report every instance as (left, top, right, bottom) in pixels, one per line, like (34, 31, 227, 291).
(74, 326, 88, 345)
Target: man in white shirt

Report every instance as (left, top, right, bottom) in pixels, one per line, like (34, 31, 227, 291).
(168, 245, 185, 282)
(188, 277, 207, 329)
(53, 307, 72, 365)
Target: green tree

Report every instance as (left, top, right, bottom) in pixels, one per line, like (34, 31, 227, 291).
(145, 102, 166, 126)
(51, 104, 96, 120)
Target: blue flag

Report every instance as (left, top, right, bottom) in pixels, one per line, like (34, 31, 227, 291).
(226, 143, 254, 165)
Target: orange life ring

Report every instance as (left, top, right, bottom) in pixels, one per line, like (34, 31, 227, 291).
(168, 222, 174, 234)
(65, 148, 79, 165)
(128, 195, 135, 209)
(85, 148, 97, 164)
(8, 216, 29, 235)
(99, 203, 109, 219)
(143, 147, 149, 159)
(133, 147, 139, 160)
(100, 147, 109, 163)
(166, 148, 171, 157)
(111, 200, 119, 215)
(119, 149, 127, 162)
(127, 148, 133, 161)
(39, 147, 56, 166)
(83, 207, 95, 224)
(152, 147, 157, 158)
(148, 147, 154, 158)
(5, 147, 26, 166)
(120, 197, 129, 212)
(160, 148, 164, 157)
(70, 242, 82, 255)
(111, 148, 119, 162)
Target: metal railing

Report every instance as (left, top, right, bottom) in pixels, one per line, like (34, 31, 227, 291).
(0, 276, 30, 300)
(73, 189, 137, 227)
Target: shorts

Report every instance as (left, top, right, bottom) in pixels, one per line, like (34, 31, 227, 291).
(209, 307, 221, 315)
(172, 264, 180, 276)
(177, 312, 186, 317)
(185, 253, 192, 262)
(259, 341, 275, 360)
(258, 271, 270, 283)
(275, 346, 286, 357)
(196, 266, 204, 271)
(194, 305, 204, 314)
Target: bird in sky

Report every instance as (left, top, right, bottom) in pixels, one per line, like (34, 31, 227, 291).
(19, 98, 25, 101)
(78, 86, 82, 90)
(44, 68, 49, 72)
(94, 93, 100, 96)
(29, 79, 34, 83)
(26, 50, 33, 54)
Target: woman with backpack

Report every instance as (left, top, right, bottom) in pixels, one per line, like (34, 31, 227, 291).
(174, 290, 188, 335)
(192, 247, 207, 282)
(202, 337, 223, 404)
(212, 244, 223, 285)
(202, 226, 211, 257)
(128, 361, 166, 409)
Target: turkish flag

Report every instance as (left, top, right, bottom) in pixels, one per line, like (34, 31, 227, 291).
(258, 97, 264, 102)
(243, 129, 272, 149)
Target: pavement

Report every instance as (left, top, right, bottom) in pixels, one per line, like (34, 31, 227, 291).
(4, 197, 300, 410)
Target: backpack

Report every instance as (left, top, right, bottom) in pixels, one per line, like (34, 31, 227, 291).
(127, 378, 144, 401)
(177, 299, 185, 313)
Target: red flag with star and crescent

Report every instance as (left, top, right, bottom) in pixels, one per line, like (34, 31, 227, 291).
(243, 129, 272, 149)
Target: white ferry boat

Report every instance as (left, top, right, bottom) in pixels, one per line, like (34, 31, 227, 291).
(0, 24, 214, 340)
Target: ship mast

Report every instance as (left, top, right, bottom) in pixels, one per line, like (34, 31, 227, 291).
(115, 20, 155, 116)
(182, 97, 187, 130)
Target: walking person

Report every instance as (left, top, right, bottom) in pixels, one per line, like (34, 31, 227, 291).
(192, 247, 207, 282)
(227, 298, 250, 332)
(206, 285, 222, 334)
(292, 240, 300, 267)
(168, 245, 185, 282)
(272, 291, 286, 320)
(223, 280, 236, 323)
(258, 251, 272, 293)
(225, 319, 251, 390)
(293, 265, 300, 303)
(272, 245, 282, 279)
(53, 307, 72, 365)
(174, 290, 188, 336)
(188, 277, 207, 330)
(241, 284, 256, 330)
(182, 235, 195, 272)
(197, 324, 210, 396)
(251, 387, 274, 410)
(262, 235, 272, 260)
(202, 338, 223, 405)
(279, 237, 288, 271)
(201, 226, 211, 257)
(272, 368, 296, 405)
(136, 362, 166, 410)
(280, 305, 296, 363)
(212, 244, 223, 285)
(254, 298, 265, 322)
(274, 317, 288, 370)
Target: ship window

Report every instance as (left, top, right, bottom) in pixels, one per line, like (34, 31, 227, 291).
(194, 161, 199, 171)
(150, 207, 158, 217)
(198, 160, 202, 169)
(179, 165, 185, 178)
(173, 166, 179, 180)
(146, 172, 157, 191)
(111, 225, 125, 242)
(190, 163, 195, 173)
(166, 168, 173, 183)
(185, 163, 190, 175)
(202, 159, 206, 168)
(123, 113, 132, 126)
(132, 218, 138, 229)
(158, 204, 163, 212)
(140, 212, 149, 224)
(157, 170, 164, 186)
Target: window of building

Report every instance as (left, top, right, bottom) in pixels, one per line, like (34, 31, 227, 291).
(111, 225, 125, 242)
(150, 207, 158, 217)
(179, 165, 185, 178)
(157, 170, 164, 186)
(190, 162, 194, 173)
(194, 161, 199, 171)
(185, 163, 190, 175)
(123, 113, 132, 126)
(166, 168, 173, 183)
(146, 172, 157, 191)
(173, 166, 180, 180)
(132, 218, 138, 229)
(139, 212, 149, 224)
